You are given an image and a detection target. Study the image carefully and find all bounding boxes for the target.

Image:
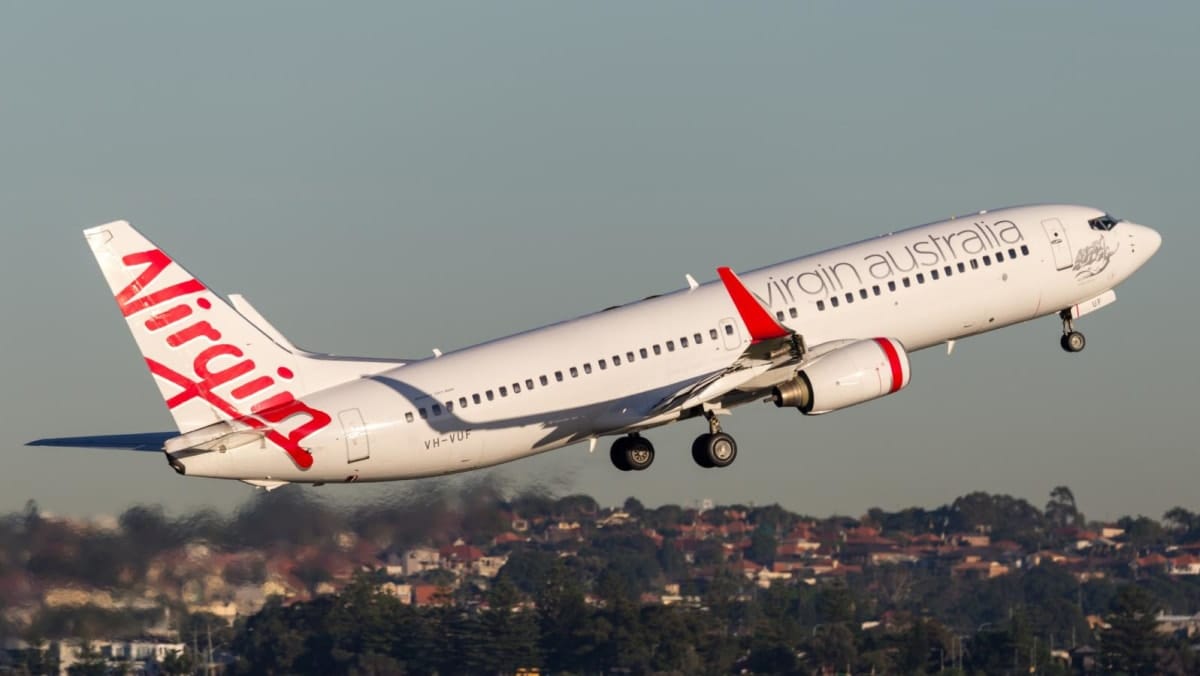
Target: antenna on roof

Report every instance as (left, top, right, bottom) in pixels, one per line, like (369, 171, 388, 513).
(685, 274, 699, 291)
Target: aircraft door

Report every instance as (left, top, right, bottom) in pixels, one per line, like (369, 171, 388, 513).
(339, 408, 370, 463)
(1041, 218, 1074, 271)
(719, 317, 742, 350)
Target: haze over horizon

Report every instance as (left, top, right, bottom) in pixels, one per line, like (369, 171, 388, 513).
(2, 3, 1196, 521)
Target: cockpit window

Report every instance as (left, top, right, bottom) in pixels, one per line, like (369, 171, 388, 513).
(1089, 214, 1122, 231)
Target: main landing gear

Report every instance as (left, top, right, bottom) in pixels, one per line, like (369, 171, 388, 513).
(1059, 310, 1086, 353)
(610, 434, 655, 471)
(691, 411, 738, 469)
(608, 411, 740, 472)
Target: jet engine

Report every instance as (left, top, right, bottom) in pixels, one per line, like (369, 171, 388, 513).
(772, 338, 911, 414)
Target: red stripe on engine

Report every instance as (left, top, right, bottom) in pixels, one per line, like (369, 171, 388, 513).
(874, 338, 903, 393)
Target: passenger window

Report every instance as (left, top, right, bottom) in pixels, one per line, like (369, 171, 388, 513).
(831, 296, 840, 307)
(680, 337, 689, 348)
(916, 273, 925, 284)
(512, 383, 521, 393)
(598, 359, 607, 370)
(845, 292, 854, 304)
(405, 412, 414, 423)
(958, 262, 967, 273)
(499, 386, 508, 397)
(627, 351, 636, 361)
(555, 371, 563, 382)
(583, 363, 592, 374)
(710, 329, 719, 340)
(640, 348, 649, 359)
(724, 325, 734, 335)
(995, 251, 1004, 262)
(444, 402, 453, 412)
(526, 378, 534, 389)
(432, 404, 442, 416)
(666, 341, 675, 352)
(473, 394, 481, 404)
(653, 344, 662, 355)
(872, 285, 881, 296)
(694, 333, 704, 344)
(788, 308, 797, 319)
(970, 259, 979, 270)
(1009, 248, 1018, 258)
(888, 281, 896, 292)
(486, 390, 495, 401)
(540, 375, 548, 386)
(931, 269, 939, 280)
(460, 397, 468, 408)
(817, 299, 826, 311)
(419, 408, 428, 419)
(1021, 245, 1029, 256)
(570, 367, 578, 378)
(859, 289, 868, 299)
(776, 311, 785, 322)
(903, 277, 911, 288)
(983, 255, 992, 266)
(944, 265, 953, 276)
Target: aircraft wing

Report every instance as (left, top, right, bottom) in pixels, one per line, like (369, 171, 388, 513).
(27, 432, 174, 452)
(648, 267, 803, 415)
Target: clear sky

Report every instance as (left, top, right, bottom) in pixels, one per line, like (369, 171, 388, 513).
(2, 3, 1196, 522)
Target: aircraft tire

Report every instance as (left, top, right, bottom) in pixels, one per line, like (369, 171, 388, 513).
(610, 439, 632, 471)
(623, 437, 655, 471)
(706, 432, 738, 468)
(1061, 331, 1086, 353)
(691, 435, 715, 468)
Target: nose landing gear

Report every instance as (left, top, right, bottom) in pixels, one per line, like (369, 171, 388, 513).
(1059, 310, 1086, 353)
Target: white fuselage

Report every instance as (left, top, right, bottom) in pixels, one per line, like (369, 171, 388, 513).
(175, 204, 1160, 484)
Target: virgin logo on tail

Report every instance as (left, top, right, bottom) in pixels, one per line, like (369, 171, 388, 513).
(116, 249, 331, 469)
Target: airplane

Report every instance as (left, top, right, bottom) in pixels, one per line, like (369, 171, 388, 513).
(31, 204, 1160, 490)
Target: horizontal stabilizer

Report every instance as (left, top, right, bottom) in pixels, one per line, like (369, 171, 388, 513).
(27, 432, 174, 452)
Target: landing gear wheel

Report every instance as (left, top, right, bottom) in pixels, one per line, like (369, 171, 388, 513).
(691, 432, 738, 468)
(610, 435, 654, 471)
(1059, 311, 1086, 353)
(610, 441, 632, 471)
(691, 436, 715, 468)
(1061, 331, 1086, 353)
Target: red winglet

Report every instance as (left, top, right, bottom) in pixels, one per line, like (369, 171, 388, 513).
(716, 267, 791, 343)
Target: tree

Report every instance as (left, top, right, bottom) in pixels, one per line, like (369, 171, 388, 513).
(160, 649, 193, 676)
(1045, 486, 1084, 529)
(479, 577, 541, 674)
(1101, 584, 1164, 675)
(809, 623, 856, 674)
(748, 522, 778, 567)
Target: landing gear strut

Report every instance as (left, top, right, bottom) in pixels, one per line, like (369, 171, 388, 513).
(1059, 310, 1086, 353)
(610, 434, 655, 471)
(691, 411, 738, 468)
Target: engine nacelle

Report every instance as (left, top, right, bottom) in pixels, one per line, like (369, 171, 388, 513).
(772, 338, 911, 414)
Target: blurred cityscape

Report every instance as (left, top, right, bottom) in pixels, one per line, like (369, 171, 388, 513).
(1, 481, 1198, 674)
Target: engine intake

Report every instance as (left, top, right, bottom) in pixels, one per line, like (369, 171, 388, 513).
(773, 337, 910, 414)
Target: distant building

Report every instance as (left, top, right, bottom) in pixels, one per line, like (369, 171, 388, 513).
(403, 547, 441, 576)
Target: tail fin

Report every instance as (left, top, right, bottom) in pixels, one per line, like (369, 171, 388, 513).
(85, 221, 319, 434)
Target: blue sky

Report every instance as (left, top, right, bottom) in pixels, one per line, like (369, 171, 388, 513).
(2, 3, 1196, 520)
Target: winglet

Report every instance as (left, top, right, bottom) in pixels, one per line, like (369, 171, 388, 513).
(716, 267, 791, 343)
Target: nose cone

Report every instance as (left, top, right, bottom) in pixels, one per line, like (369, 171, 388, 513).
(1143, 225, 1162, 258)
(1129, 223, 1162, 263)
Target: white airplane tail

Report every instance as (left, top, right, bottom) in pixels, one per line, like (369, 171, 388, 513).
(84, 221, 405, 442)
